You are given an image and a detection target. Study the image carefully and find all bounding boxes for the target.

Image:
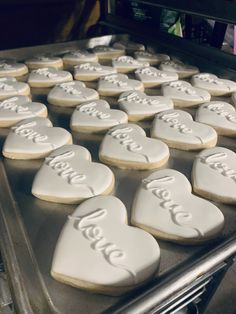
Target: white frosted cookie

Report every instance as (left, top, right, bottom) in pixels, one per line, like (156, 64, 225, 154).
(70, 100, 128, 133)
(112, 56, 149, 73)
(32, 145, 114, 204)
(192, 147, 236, 204)
(74, 62, 117, 81)
(51, 195, 160, 295)
(63, 50, 98, 66)
(92, 45, 125, 60)
(159, 60, 199, 78)
(131, 169, 224, 244)
(113, 41, 145, 53)
(151, 110, 217, 150)
(97, 74, 144, 96)
(0, 96, 47, 127)
(25, 56, 63, 70)
(0, 60, 28, 77)
(135, 67, 178, 88)
(162, 80, 211, 107)
(195, 101, 236, 136)
(28, 67, 73, 87)
(99, 123, 169, 169)
(232, 92, 236, 106)
(3, 117, 72, 160)
(0, 77, 30, 100)
(47, 81, 99, 107)
(118, 91, 173, 121)
(191, 73, 236, 96)
(134, 51, 170, 65)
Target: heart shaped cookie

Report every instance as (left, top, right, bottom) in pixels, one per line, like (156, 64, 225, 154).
(51, 195, 160, 295)
(191, 73, 236, 96)
(70, 100, 128, 133)
(25, 56, 63, 70)
(131, 169, 224, 244)
(118, 91, 173, 121)
(232, 92, 236, 106)
(134, 51, 170, 65)
(0, 59, 28, 77)
(99, 123, 169, 169)
(32, 145, 115, 203)
(28, 67, 73, 87)
(161, 80, 211, 107)
(113, 41, 145, 53)
(47, 81, 99, 107)
(97, 74, 144, 96)
(3, 117, 72, 159)
(192, 147, 236, 204)
(159, 60, 199, 78)
(0, 77, 30, 100)
(135, 66, 178, 88)
(0, 96, 47, 127)
(195, 101, 236, 136)
(92, 45, 125, 60)
(151, 110, 217, 150)
(74, 62, 117, 81)
(112, 56, 149, 73)
(63, 50, 98, 66)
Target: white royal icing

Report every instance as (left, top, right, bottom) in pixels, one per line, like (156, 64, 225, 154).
(0, 96, 47, 127)
(0, 77, 30, 100)
(112, 56, 149, 72)
(32, 145, 114, 203)
(0, 60, 28, 77)
(159, 60, 199, 78)
(118, 91, 173, 121)
(162, 80, 211, 106)
(3, 117, 72, 159)
(135, 66, 178, 86)
(113, 41, 145, 52)
(92, 45, 125, 59)
(134, 51, 170, 65)
(151, 110, 217, 149)
(232, 92, 236, 106)
(28, 67, 73, 87)
(51, 195, 160, 292)
(191, 73, 236, 96)
(132, 169, 224, 242)
(195, 101, 236, 135)
(192, 147, 236, 203)
(63, 49, 98, 64)
(99, 123, 169, 168)
(70, 100, 128, 132)
(25, 56, 63, 69)
(74, 62, 117, 81)
(47, 81, 99, 107)
(97, 74, 144, 96)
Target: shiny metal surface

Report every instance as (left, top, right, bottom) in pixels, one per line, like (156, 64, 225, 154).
(0, 35, 236, 314)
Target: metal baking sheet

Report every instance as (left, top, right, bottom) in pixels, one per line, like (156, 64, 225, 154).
(0, 35, 236, 314)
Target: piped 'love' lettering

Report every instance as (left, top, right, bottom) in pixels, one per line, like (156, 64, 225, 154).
(108, 127, 142, 152)
(78, 102, 110, 119)
(12, 121, 48, 143)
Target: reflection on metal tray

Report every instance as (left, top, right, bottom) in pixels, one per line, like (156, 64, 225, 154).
(0, 35, 236, 314)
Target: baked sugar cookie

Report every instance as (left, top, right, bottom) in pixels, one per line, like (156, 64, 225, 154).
(195, 101, 236, 136)
(0, 59, 28, 77)
(192, 147, 236, 204)
(191, 73, 236, 96)
(99, 123, 169, 169)
(63, 50, 98, 66)
(74, 62, 117, 81)
(131, 169, 224, 244)
(134, 51, 170, 65)
(232, 92, 236, 106)
(25, 56, 63, 70)
(159, 60, 199, 78)
(0, 96, 47, 127)
(32, 145, 115, 204)
(97, 74, 144, 96)
(113, 41, 145, 53)
(135, 67, 178, 88)
(47, 81, 99, 107)
(3, 117, 72, 159)
(51, 195, 160, 295)
(118, 91, 173, 121)
(28, 67, 73, 87)
(92, 45, 125, 60)
(70, 100, 128, 133)
(112, 56, 149, 73)
(0, 77, 30, 100)
(162, 80, 211, 107)
(151, 110, 217, 150)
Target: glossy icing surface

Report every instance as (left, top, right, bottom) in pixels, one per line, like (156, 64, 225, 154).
(28, 67, 73, 87)
(0, 59, 28, 77)
(135, 67, 178, 86)
(0, 77, 30, 99)
(25, 56, 63, 69)
(51, 195, 160, 290)
(134, 51, 170, 65)
(63, 50, 98, 64)
(132, 169, 224, 242)
(159, 60, 199, 77)
(74, 62, 117, 80)
(112, 56, 149, 71)
(92, 45, 125, 59)
(32, 145, 114, 202)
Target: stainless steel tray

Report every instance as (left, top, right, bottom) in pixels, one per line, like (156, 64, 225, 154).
(0, 35, 236, 314)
